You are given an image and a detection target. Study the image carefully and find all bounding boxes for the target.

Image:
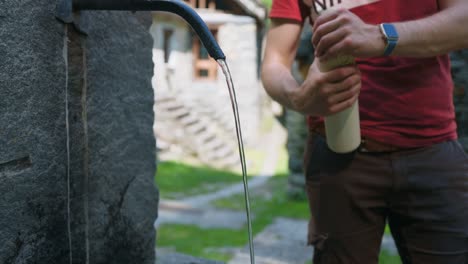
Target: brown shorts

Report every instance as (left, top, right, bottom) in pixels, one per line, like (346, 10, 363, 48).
(304, 133, 468, 264)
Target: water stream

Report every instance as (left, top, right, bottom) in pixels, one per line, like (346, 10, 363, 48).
(217, 59, 255, 264)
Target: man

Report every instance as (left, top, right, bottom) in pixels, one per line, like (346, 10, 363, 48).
(261, 0, 468, 263)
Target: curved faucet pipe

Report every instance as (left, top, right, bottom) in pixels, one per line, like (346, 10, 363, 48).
(73, 0, 226, 60)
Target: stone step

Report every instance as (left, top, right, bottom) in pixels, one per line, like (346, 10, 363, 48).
(155, 94, 177, 104)
(203, 149, 231, 162)
(199, 134, 216, 144)
(155, 106, 189, 119)
(212, 146, 234, 159)
(203, 139, 225, 152)
(155, 111, 183, 121)
(173, 111, 191, 120)
(186, 123, 206, 134)
(179, 116, 199, 127)
(160, 102, 185, 112)
(218, 155, 240, 168)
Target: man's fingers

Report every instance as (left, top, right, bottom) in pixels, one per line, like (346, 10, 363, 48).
(334, 74, 361, 94)
(312, 18, 342, 48)
(314, 28, 347, 57)
(322, 66, 359, 83)
(313, 8, 344, 32)
(319, 37, 354, 61)
(327, 80, 361, 105)
(328, 93, 359, 114)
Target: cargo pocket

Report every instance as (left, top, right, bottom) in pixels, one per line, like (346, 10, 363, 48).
(309, 232, 346, 264)
(310, 233, 330, 263)
(310, 226, 384, 264)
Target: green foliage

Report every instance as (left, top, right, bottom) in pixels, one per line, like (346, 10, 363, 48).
(261, 0, 272, 9)
(155, 161, 242, 199)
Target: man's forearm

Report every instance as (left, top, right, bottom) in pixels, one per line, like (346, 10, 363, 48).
(312, 1, 468, 60)
(393, 2, 468, 57)
(261, 63, 300, 111)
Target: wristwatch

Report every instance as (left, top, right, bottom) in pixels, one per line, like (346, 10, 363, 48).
(380, 23, 399, 56)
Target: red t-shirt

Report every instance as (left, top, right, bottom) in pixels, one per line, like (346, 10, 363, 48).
(270, 0, 457, 148)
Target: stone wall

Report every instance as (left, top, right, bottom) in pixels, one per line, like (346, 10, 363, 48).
(0, 2, 158, 264)
(151, 13, 191, 94)
(217, 17, 262, 145)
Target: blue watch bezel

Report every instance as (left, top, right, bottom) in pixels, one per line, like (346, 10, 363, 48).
(380, 23, 399, 56)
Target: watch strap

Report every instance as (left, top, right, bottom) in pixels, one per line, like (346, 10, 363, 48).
(380, 23, 399, 56)
(384, 38, 398, 56)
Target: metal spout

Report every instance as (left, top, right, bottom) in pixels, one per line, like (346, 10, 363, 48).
(71, 0, 226, 60)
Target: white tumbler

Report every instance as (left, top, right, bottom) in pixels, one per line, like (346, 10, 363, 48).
(309, 5, 362, 153)
(317, 53, 361, 153)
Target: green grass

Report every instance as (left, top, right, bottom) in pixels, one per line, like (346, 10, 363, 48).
(213, 175, 310, 220)
(157, 224, 246, 261)
(379, 250, 402, 264)
(157, 175, 310, 261)
(212, 176, 310, 245)
(155, 161, 243, 199)
(385, 224, 392, 235)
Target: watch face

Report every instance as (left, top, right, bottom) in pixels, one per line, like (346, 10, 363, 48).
(383, 24, 398, 39)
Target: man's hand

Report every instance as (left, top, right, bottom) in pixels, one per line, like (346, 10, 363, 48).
(312, 8, 385, 61)
(288, 61, 361, 116)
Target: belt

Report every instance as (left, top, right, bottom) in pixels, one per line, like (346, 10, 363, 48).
(312, 125, 405, 153)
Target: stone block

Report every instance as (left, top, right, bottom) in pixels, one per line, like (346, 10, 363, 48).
(0, 1, 69, 263)
(0, 3, 158, 264)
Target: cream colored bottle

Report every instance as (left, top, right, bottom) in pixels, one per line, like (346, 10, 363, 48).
(310, 6, 361, 153)
(317, 56, 361, 153)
